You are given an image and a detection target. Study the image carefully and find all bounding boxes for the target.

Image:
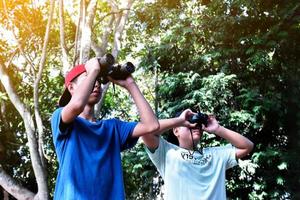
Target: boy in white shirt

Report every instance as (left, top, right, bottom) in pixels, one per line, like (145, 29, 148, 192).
(142, 109, 254, 200)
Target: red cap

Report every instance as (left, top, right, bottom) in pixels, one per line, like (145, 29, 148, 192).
(58, 64, 86, 107)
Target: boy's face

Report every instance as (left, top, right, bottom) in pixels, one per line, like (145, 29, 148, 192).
(174, 126, 203, 146)
(69, 72, 102, 105)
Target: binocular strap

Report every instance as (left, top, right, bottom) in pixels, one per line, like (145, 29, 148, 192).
(189, 129, 203, 156)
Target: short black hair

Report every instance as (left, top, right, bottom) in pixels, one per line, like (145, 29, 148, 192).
(166, 129, 179, 146)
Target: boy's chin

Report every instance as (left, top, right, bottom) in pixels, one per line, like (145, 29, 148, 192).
(88, 98, 101, 105)
(192, 135, 202, 142)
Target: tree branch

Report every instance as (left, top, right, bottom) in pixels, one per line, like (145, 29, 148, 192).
(0, 63, 48, 200)
(73, 0, 84, 67)
(0, 166, 35, 200)
(59, 0, 71, 72)
(79, 0, 97, 63)
(111, 0, 135, 58)
(95, 83, 110, 118)
(34, 0, 55, 166)
(79, 0, 86, 64)
(33, 2, 56, 198)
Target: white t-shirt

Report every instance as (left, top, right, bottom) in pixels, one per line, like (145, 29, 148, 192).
(145, 138, 238, 200)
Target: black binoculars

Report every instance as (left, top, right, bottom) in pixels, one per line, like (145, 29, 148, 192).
(188, 112, 209, 127)
(97, 53, 135, 84)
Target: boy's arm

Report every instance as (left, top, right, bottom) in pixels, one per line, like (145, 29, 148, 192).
(108, 76, 159, 137)
(142, 110, 196, 150)
(203, 116, 254, 159)
(61, 58, 100, 124)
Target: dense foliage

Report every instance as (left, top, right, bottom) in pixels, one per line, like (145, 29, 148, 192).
(122, 0, 300, 199)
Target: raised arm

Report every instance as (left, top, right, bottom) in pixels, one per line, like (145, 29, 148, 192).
(142, 109, 196, 150)
(61, 58, 100, 123)
(203, 116, 254, 159)
(108, 76, 159, 137)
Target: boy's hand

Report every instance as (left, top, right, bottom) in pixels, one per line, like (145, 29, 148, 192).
(85, 58, 101, 74)
(202, 115, 221, 134)
(179, 109, 198, 128)
(107, 75, 135, 89)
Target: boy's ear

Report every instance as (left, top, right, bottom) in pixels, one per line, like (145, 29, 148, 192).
(67, 83, 74, 94)
(173, 127, 179, 137)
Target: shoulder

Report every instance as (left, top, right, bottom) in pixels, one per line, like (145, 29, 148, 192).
(151, 137, 178, 153)
(206, 144, 234, 152)
(204, 145, 236, 160)
(100, 118, 122, 126)
(98, 118, 137, 130)
(52, 107, 63, 118)
(108, 118, 137, 127)
(51, 107, 63, 126)
(160, 137, 179, 150)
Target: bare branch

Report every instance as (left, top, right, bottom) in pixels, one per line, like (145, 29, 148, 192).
(95, 83, 110, 118)
(73, 0, 83, 67)
(0, 166, 35, 200)
(59, 0, 71, 72)
(94, 9, 129, 28)
(5, 49, 18, 67)
(91, 9, 116, 57)
(33, 0, 55, 176)
(0, 65, 28, 119)
(94, 14, 115, 57)
(79, 0, 98, 63)
(79, 0, 86, 63)
(91, 39, 103, 57)
(111, 0, 135, 58)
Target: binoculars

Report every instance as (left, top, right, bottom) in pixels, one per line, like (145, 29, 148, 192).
(188, 112, 209, 127)
(97, 53, 135, 84)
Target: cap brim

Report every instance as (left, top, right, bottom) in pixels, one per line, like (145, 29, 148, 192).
(58, 87, 71, 107)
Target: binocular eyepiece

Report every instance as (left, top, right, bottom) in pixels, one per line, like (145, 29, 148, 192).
(188, 112, 209, 127)
(97, 53, 135, 84)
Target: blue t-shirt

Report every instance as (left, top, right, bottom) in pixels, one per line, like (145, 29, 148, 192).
(51, 108, 138, 200)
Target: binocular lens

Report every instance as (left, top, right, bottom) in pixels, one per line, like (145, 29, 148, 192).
(124, 62, 135, 73)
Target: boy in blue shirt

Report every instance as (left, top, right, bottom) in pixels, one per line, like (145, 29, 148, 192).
(51, 58, 159, 200)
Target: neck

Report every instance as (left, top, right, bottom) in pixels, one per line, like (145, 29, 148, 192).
(179, 138, 201, 151)
(179, 141, 195, 150)
(79, 105, 96, 122)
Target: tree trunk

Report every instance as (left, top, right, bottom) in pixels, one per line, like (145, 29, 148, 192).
(0, 1, 55, 199)
(3, 188, 9, 200)
(0, 65, 47, 200)
(0, 166, 35, 200)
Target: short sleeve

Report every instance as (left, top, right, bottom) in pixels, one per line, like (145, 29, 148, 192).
(225, 144, 238, 169)
(145, 138, 173, 178)
(51, 108, 72, 142)
(114, 119, 138, 151)
(215, 144, 238, 169)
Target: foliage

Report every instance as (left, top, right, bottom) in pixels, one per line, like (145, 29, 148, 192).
(122, 0, 300, 199)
